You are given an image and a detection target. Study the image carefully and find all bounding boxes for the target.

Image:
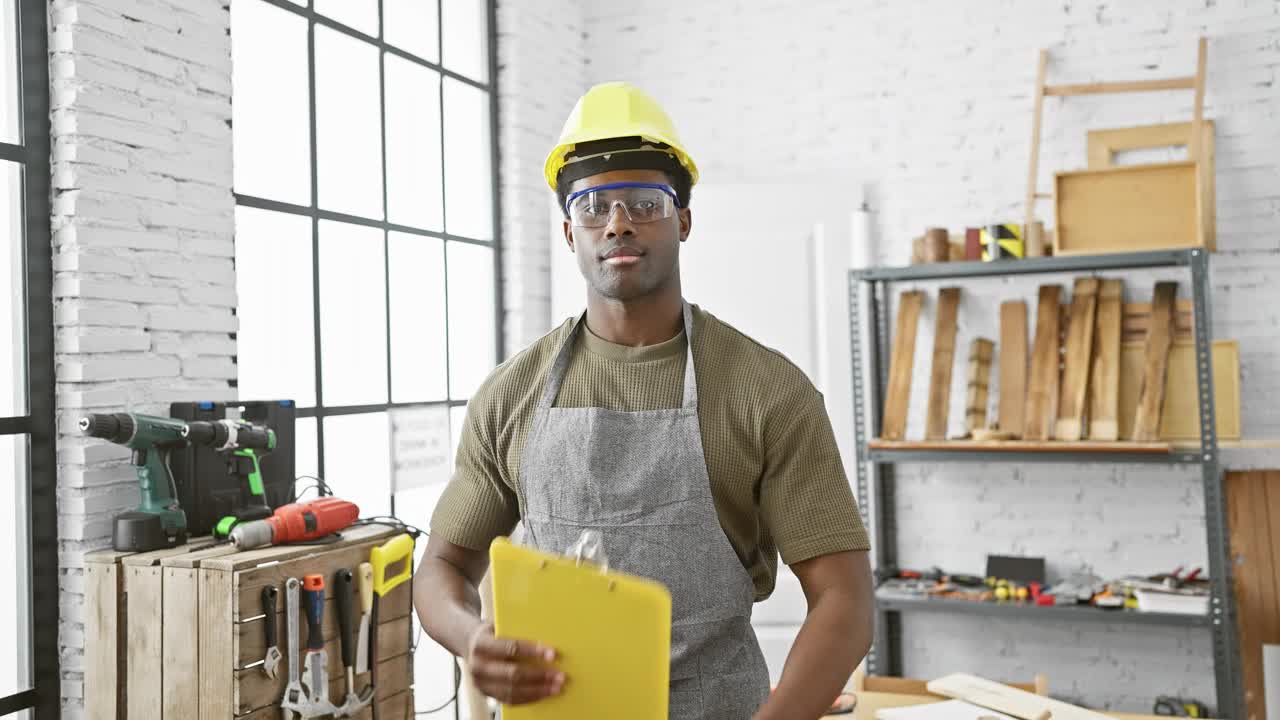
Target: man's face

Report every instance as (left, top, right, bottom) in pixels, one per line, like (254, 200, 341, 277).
(563, 169, 691, 301)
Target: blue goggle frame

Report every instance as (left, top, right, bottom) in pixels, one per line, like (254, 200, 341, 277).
(564, 182, 682, 215)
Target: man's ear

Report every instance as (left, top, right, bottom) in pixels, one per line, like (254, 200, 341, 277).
(563, 220, 574, 252)
(678, 208, 692, 242)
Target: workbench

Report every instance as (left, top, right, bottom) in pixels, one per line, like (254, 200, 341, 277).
(828, 691, 1181, 720)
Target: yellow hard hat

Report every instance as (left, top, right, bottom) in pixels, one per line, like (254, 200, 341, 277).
(544, 81, 699, 191)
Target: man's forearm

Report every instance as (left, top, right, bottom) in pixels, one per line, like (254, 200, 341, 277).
(414, 554, 486, 657)
(754, 587, 872, 720)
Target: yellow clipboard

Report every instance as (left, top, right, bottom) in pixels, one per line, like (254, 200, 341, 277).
(490, 536, 672, 719)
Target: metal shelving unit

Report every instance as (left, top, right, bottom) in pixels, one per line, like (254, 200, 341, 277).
(876, 596, 1212, 628)
(848, 248, 1242, 718)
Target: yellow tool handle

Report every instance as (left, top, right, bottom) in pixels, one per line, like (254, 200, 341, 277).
(370, 533, 413, 596)
(357, 562, 374, 614)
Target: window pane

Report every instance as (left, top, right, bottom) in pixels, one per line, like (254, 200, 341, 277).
(440, 0, 487, 82)
(323, 412, 391, 517)
(235, 207, 316, 407)
(1, 160, 23, 416)
(318, 220, 388, 406)
(231, 0, 310, 205)
(446, 242, 494, 399)
(0, 0, 18, 144)
(384, 0, 439, 63)
(294, 416, 319, 487)
(314, 0, 378, 37)
(384, 56, 443, 231)
(442, 79, 492, 240)
(388, 233, 446, 403)
(0, 434, 31, 698)
(316, 27, 383, 219)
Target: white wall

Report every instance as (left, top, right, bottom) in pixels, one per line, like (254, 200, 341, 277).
(48, 0, 237, 714)
(493, 0, 1280, 712)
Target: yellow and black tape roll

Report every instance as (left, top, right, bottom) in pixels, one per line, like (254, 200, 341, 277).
(981, 224, 1024, 260)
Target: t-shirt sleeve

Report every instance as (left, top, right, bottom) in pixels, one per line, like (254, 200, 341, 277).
(429, 398, 520, 551)
(759, 385, 871, 565)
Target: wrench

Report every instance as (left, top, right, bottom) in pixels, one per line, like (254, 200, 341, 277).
(260, 585, 282, 679)
(280, 578, 306, 720)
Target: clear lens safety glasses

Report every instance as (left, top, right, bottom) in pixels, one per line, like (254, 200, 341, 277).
(565, 182, 679, 228)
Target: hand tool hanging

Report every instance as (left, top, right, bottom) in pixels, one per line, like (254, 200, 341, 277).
(300, 574, 338, 716)
(369, 534, 415, 719)
(355, 562, 374, 675)
(334, 568, 374, 717)
(260, 584, 281, 679)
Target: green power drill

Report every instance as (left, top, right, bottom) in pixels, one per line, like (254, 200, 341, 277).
(181, 419, 277, 539)
(79, 413, 190, 551)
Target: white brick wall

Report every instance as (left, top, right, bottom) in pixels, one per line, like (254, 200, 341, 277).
(487, 0, 1280, 712)
(495, 0, 586, 354)
(48, 0, 235, 714)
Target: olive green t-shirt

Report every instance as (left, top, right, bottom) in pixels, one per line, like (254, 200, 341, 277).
(430, 304, 870, 600)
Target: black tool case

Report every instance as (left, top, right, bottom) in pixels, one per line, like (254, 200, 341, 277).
(169, 399, 297, 536)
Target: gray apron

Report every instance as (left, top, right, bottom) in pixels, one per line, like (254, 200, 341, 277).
(516, 302, 771, 720)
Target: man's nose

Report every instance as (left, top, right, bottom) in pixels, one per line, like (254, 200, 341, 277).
(604, 203, 635, 238)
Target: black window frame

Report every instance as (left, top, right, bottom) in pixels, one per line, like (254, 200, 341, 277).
(0, 0, 57, 716)
(231, 0, 504, 498)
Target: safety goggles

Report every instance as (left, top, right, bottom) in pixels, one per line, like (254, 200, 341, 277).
(565, 182, 680, 228)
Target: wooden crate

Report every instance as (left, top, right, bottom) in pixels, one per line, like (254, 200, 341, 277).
(1054, 161, 1204, 256)
(86, 539, 227, 720)
(194, 524, 415, 719)
(87, 525, 416, 719)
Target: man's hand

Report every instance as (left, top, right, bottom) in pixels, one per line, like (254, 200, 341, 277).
(465, 622, 566, 704)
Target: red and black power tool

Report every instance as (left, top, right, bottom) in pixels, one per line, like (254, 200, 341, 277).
(228, 496, 360, 550)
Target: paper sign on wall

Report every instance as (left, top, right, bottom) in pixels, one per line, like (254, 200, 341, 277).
(390, 405, 453, 493)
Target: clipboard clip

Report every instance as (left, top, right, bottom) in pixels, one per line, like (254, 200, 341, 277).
(566, 530, 610, 574)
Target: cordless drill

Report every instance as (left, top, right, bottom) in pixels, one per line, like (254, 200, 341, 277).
(79, 413, 189, 551)
(181, 419, 277, 539)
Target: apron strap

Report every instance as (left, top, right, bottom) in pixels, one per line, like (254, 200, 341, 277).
(537, 301, 700, 411)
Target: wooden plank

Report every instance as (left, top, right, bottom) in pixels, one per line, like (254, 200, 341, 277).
(199, 523, 397, 573)
(1024, 48, 1048, 231)
(1023, 286, 1062, 441)
(926, 288, 961, 440)
(927, 673, 1115, 720)
(163, 567, 201, 720)
(85, 561, 124, 720)
(1089, 279, 1124, 440)
(1056, 278, 1099, 440)
(882, 291, 924, 441)
(230, 528, 404, 621)
(125, 564, 164, 717)
(998, 301, 1028, 437)
(1160, 340, 1241, 441)
(1122, 300, 1192, 344)
(964, 339, 995, 433)
(1226, 471, 1280, 720)
(199, 568, 236, 720)
(236, 582, 412, 667)
(1119, 339, 1239, 442)
(1054, 162, 1203, 256)
(868, 439, 1171, 454)
(1132, 282, 1177, 441)
(235, 651, 413, 716)
(1043, 76, 1196, 96)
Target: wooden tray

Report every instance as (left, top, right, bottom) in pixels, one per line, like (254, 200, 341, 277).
(1054, 161, 1203, 256)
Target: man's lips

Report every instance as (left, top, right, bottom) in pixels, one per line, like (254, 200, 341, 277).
(601, 247, 644, 266)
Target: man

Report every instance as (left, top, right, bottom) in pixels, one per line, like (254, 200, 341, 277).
(415, 81, 873, 719)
